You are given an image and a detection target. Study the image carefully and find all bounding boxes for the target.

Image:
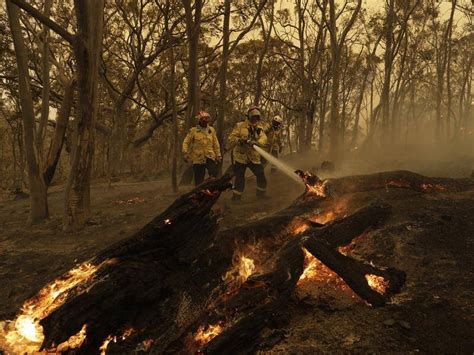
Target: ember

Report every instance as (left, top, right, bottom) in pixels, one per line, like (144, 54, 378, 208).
(338, 232, 369, 256)
(386, 180, 410, 189)
(298, 249, 357, 298)
(420, 183, 447, 192)
(99, 327, 135, 354)
(365, 274, 389, 294)
(194, 322, 224, 347)
(290, 198, 349, 235)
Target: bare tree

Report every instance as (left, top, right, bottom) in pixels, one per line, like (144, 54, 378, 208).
(10, 0, 105, 230)
(318, 0, 362, 160)
(182, 0, 203, 129)
(6, 0, 48, 223)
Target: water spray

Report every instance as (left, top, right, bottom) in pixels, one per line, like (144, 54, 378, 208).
(252, 145, 304, 185)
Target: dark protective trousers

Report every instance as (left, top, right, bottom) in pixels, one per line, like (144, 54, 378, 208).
(193, 158, 218, 186)
(233, 162, 267, 195)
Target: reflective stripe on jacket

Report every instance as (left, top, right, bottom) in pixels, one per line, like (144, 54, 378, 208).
(227, 119, 267, 164)
(182, 126, 221, 164)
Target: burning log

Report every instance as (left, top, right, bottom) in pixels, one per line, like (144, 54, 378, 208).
(167, 238, 305, 354)
(1, 171, 415, 353)
(1, 176, 233, 353)
(297, 202, 405, 307)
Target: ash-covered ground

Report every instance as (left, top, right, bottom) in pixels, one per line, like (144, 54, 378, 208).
(0, 157, 473, 353)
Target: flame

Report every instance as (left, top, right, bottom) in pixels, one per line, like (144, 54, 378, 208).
(137, 338, 154, 351)
(365, 274, 389, 294)
(295, 170, 326, 197)
(222, 242, 266, 293)
(56, 324, 87, 352)
(290, 198, 348, 236)
(291, 220, 311, 235)
(0, 261, 109, 353)
(306, 183, 327, 197)
(99, 327, 135, 354)
(297, 249, 357, 298)
(100, 335, 114, 354)
(223, 254, 256, 289)
(298, 249, 320, 282)
(194, 323, 224, 347)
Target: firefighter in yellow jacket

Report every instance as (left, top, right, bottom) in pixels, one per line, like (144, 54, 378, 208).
(228, 106, 268, 201)
(265, 115, 284, 173)
(182, 111, 222, 186)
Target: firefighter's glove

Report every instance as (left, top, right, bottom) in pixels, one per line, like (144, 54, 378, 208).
(249, 140, 259, 147)
(238, 138, 252, 146)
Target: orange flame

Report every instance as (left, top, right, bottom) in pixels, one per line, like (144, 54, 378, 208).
(56, 324, 88, 352)
(297, 249, 357, 298)
(99, 327, 135, 354)
(194, 323, 224, 347)
(298, 249, 320, 282)
(290, 199, 348, 236)
(306, 183, 327, 197)
(365, 274, 389, 294)
(222, 242, 266, 292)
(294, 170, 326, 197)
(0, 260, 113, 353)
(222, 254, 256, 289)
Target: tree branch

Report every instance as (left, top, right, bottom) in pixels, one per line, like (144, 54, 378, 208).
(9, 0, 75, 45)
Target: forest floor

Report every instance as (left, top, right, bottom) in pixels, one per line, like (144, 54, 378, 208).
(0, 157, 473, 353)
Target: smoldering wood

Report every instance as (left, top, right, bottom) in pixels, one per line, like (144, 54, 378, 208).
(299, 202, 406, 306)
(326, 170, 474, 196)
(23, 170, 472, 352)
(40, 176, 233, 352)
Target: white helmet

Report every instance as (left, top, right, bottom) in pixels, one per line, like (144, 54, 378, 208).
(273, 115, 283, 123)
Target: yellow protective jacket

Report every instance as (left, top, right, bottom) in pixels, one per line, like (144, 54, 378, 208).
(182, 125, 221, 164)
(265, 126, 283, 152)
(228, 119, 268, 164)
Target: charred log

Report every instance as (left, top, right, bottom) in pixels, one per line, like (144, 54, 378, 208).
(1, 171, 424, 354)
(326, 170, 474, 196)
(301, 202, 405, 306)
(39, 176, 233, 352)
(164, 238, 305, 354)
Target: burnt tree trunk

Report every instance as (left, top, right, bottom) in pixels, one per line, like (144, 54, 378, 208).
(8, 170, 472, 353)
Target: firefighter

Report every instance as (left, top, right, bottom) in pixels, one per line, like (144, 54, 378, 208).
(228, 106, 268, 201)
(182, 111, 222, 186)
(265, 115, 284, 173)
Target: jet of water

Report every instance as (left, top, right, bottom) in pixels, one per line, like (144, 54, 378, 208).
(252, 145, 304, 185)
